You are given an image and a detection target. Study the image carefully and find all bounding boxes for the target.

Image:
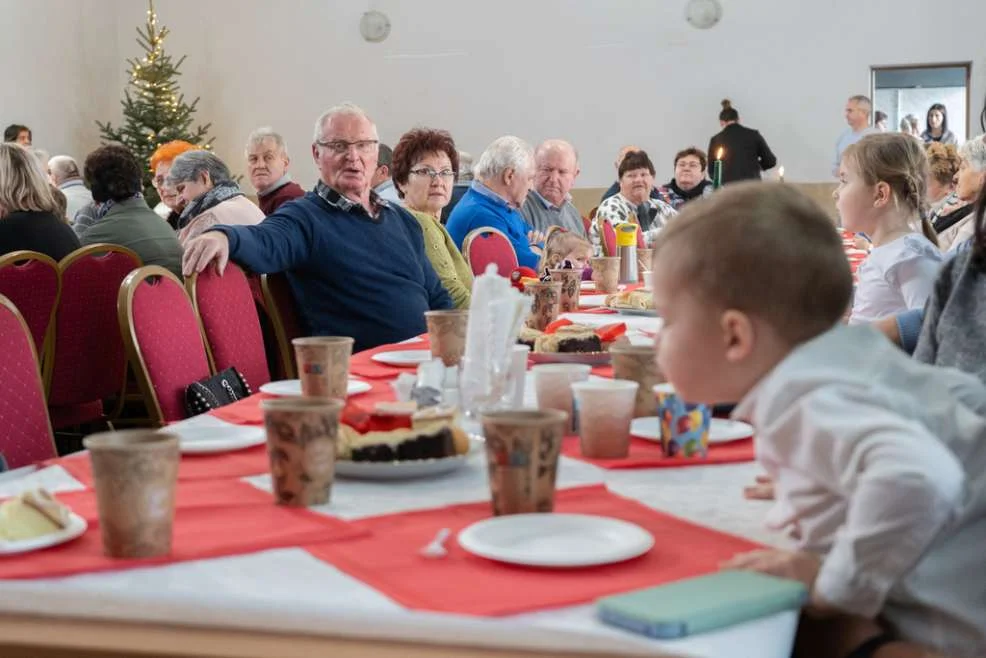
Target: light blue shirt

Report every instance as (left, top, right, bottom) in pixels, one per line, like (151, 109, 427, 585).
(833, 127, 879, 176)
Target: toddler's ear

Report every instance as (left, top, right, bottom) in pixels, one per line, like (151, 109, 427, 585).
(721, 309, 755, 363)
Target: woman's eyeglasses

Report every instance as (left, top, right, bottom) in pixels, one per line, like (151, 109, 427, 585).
(409, 168, 456, 181)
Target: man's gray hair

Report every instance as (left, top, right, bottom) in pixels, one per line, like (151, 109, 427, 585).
(246, 127, 289, 158)
(167, 150, 233, 187)
(848, 95, 872, 114)
(474, 136, 534, 181)
(48, 155, 80, 183)
(312, 102, 378, 142)
(959, 134, 986, 172)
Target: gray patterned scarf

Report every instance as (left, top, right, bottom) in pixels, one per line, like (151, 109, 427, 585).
(178, 181, 243, 229)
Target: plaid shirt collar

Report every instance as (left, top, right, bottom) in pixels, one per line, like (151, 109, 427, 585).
(314, 180, 388, 218)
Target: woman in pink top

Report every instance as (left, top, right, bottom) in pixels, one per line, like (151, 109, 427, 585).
(167, 150, 264, 245)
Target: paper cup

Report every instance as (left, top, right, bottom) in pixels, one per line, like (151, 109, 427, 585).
(261, 397, 343, 506)
(610, 343, 665, 418)
(571, 380, 638, 458)
(292, 336, 354, 399)
(502, 344, 531, 409)
(481, 409, 567, 515)
(524, 281, 562, 331)
(425, 309, 469, 367)
(83, 430, 180, 559)
(653, 383, 710, 458)
(590, 257, 621, 293)
(548, 268, 584, 313)
(636, 248, 654, 278)
(533, 363, 591, 433)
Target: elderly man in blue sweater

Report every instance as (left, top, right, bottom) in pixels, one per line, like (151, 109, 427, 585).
(446, 136, 543, 270)
(182, 103, 452, 351)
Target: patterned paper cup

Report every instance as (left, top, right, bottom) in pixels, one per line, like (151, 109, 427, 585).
(292, 336, 354, 399)
(653, 383, 710, 459)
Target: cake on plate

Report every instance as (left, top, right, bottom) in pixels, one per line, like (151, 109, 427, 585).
(522, 320, 628, 354)
(339, 403, 470, 462)
(605, 290, 654, 310)
(0, 489, 71, 541)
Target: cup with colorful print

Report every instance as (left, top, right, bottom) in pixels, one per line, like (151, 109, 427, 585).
(548, 268, 584, 313)
(524, 281, 562, 331)
(653, 383, 710, 459)
(425, 309, 469, 367)
(292, 336, 354, 399)
(261, 397, 342, 507)
(590, 257, 621, 293)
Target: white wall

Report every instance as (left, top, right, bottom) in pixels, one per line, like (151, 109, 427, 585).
(5, 0, 986, 188)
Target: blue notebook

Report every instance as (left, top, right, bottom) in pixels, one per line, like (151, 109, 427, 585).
(597, 570, 807, 639)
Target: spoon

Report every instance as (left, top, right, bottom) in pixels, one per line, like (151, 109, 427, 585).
(420, 528, 452, 559)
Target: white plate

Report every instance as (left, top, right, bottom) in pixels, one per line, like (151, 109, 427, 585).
(529, 351, 611, 366)
(259, 379, 372, 397)
(608, 306, 659, 317)
(630, 417, 754, 445)
(370, 350, 433, 367)
(0, 513, 88, 555)
(171, 425, 267, 454)
(458, 513, 654, 568)
(335, 438, 480, 480)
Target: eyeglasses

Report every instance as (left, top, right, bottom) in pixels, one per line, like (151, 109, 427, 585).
(315, 139, 379, 155)
(409, 167, 456, 181)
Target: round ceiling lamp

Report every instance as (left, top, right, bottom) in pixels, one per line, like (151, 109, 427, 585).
(359, 10, 391, 43)
(684, 0, 723, 29)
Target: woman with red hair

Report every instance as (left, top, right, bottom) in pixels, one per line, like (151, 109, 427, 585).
(149, 140, 199, 229)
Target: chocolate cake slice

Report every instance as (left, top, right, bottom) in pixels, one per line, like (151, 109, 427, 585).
(348, 427, 457, 462)
(534, 325, 602, 353)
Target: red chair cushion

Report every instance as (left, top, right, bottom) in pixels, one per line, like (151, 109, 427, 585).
(0, 257, 58, 355)
(467, 232, 518, 277)
(131, 274, 211, 423)
(0, 301, 54, 468)
(194, 265, 270, 390)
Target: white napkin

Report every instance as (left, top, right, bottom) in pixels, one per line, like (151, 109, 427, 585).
(460, 264, 531, 418)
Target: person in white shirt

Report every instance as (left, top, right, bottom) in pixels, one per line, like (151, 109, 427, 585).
(47, 155, 93, 222)
(833, 95, 879, 177)
(650, 182, 986, 658)
(370, 143, 401, 204)
(834, 133, 942, 324)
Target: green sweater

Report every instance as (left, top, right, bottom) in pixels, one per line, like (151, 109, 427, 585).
(409, 209, 472, 308)
(81, 197, 183, 277)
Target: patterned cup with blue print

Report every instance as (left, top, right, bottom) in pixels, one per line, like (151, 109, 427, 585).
(653, 383, 710, 458)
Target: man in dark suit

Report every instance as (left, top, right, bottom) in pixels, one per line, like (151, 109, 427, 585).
(707, 100, 777, 184)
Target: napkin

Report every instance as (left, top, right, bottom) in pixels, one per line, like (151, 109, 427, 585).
(459, 264, 531, 417)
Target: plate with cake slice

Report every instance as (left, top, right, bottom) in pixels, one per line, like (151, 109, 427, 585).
(0, 489, 88, 555)
(520, 321, 628, 365)
(336, 406, 478, 480)
(604, 290, 658, 316)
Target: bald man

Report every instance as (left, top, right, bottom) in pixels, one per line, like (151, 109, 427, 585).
(521, 139, 587, 236)
(600, 144, 660, 202)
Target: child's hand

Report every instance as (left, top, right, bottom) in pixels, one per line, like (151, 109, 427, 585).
(743, 474, 775, 500)
(720, 549, 821, 591)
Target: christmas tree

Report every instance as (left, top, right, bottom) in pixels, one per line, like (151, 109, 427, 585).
(97, 0, 214, 205)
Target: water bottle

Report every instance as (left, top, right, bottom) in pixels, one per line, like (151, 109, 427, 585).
(616, 223, 638, 284)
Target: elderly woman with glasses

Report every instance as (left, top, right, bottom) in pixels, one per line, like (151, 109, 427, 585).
(167, 150, 264, 245)
(149, 140, 199, 229)
(391, 128, 472, 308)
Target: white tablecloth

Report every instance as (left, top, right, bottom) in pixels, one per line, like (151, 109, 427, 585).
(0, 385, 795, 658)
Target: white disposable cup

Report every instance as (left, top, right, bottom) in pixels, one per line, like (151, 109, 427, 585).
(571, 380, 639, 458)
(532, 364, 592, 433)
(502, 345, 531, 409)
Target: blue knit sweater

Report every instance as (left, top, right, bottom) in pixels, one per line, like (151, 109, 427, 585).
(446, 184, 540, 269)
(212, 189, 452, 352)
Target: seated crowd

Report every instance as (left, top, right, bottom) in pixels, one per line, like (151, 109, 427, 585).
(3, 91, 986, 658)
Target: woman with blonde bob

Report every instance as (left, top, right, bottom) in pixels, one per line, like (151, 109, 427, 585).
(0, 143, 80, 260)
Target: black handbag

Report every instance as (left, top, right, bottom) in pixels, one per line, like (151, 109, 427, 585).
(184, 367, 252, 417)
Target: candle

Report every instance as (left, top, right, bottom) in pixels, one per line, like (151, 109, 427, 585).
(778, 166, 785, 183)
(712, 147, 724, 189)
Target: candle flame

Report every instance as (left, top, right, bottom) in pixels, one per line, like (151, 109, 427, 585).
(716, 147, 724, 160)
(779, 166, 785, 177)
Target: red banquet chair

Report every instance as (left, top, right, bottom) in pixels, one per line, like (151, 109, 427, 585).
(118, 266, 212, 426)
(0, 250, 60, 358)
(187, 263, 271, 391)
(462, 227, 518, 277)
(597, 217, 618, 257)
(44, 244, 142, 428)
(0, 293, 57, 468)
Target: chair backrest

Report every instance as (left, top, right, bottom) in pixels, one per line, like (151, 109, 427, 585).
(118, 266, 212, 425)
(0, 294, 56, 467)
(260, 273, 303, 379)
(45, 244, 142, 406)
(462, 227, 518, 277)
(187, 263, 271, 390)
(597, 218, 618, 257)
(0, 251, 60, 357)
